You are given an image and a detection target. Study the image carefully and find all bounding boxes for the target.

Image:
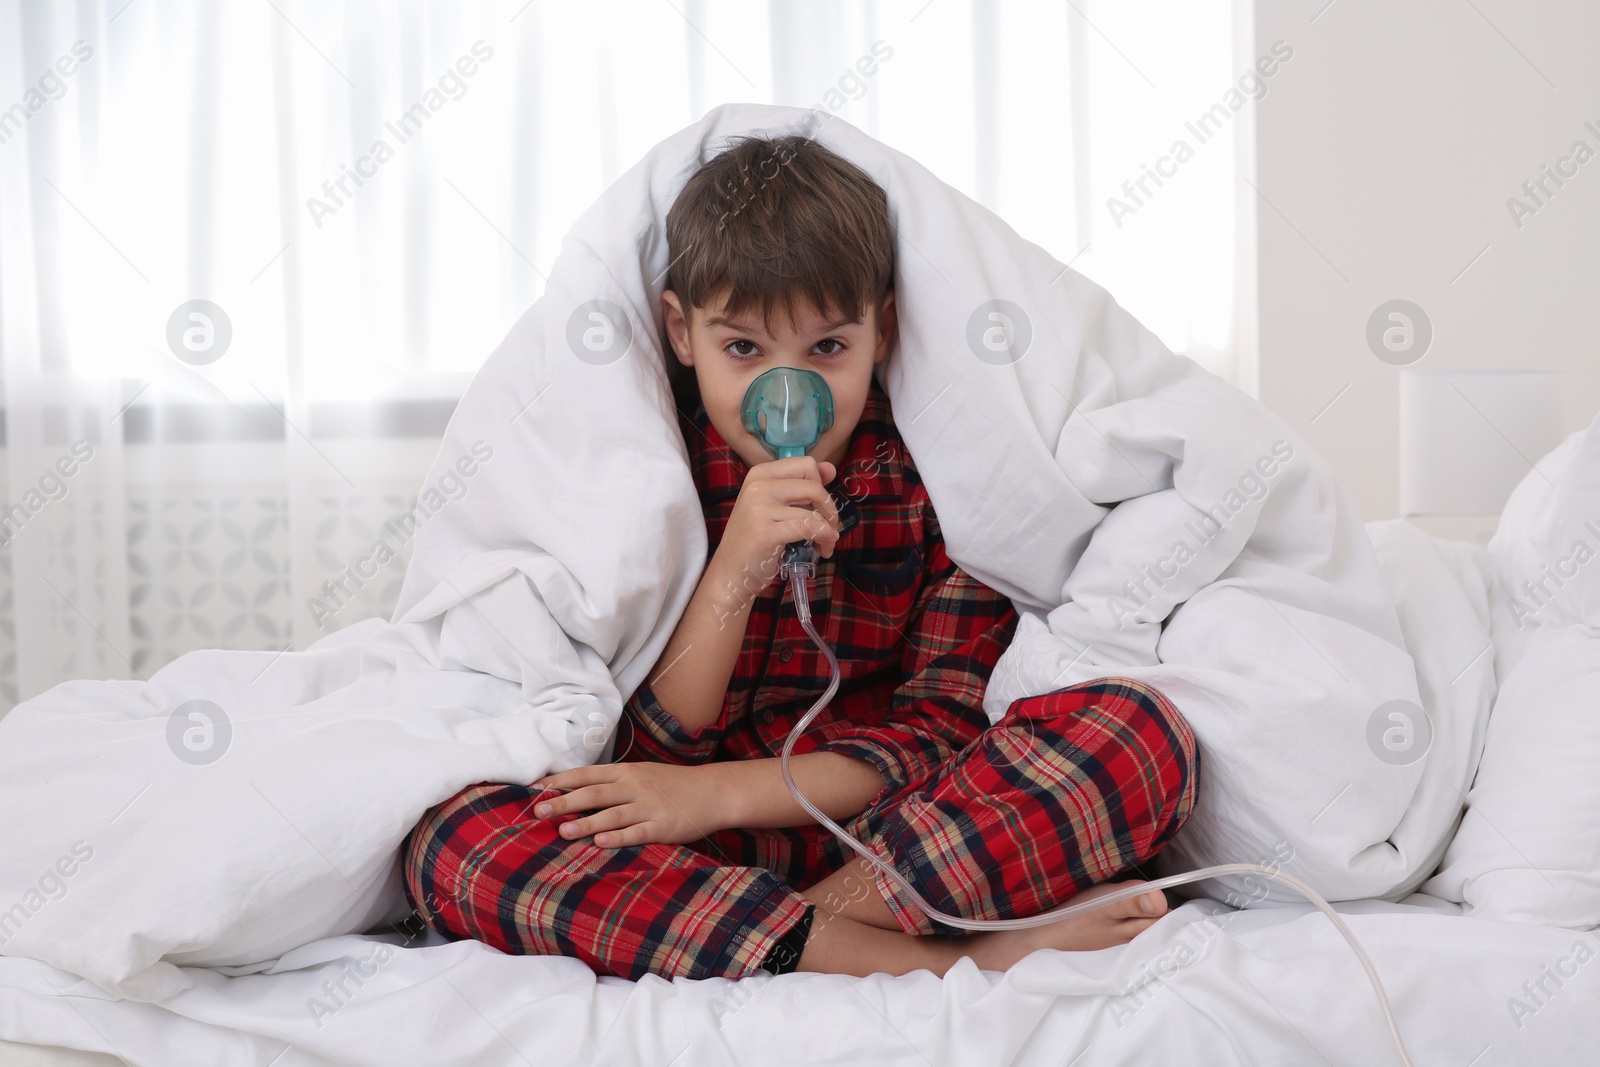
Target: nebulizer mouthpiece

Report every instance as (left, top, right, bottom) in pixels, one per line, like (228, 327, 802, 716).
(738, 372, 1413, 1065)
(741, 366, 835, 460)
(740, 366, 835, 583)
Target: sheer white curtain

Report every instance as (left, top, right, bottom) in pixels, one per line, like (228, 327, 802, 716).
(0, 0, 1237, 710)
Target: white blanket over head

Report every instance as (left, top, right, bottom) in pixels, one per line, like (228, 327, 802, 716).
(0, 103, 1488, 1003)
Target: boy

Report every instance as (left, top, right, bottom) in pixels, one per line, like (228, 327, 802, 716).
(401, 135, 1200, 983)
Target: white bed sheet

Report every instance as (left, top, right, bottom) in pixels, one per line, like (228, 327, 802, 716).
(1, 894, 1596, 1066)
(0, 1040, 123, 1066)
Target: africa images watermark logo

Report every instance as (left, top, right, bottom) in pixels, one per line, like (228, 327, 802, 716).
(306, 440, 496, 630)
(0, 40, 95, 149)
(305, 40, 495, 229)
(1107, 440, 1296, 628)
(1111, 839, 1297, 1027)
(1502, 518, 1600, 630)
(1505, 118, 1600, 230)
(1506, 933, 1600, 1031)
(1106, 40, 1294, 229)
(0, 841, 95, 947)
(0, 440, 96, 548)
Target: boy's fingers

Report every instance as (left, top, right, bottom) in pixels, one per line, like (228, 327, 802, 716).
(530, 770, 573, 790)
(531, 764, 617, 790)
(805, 517, 840, 548)
(763, 482, 839, 531)
(560, 804, 643, 843)
(594, 825, 641, 848)
(798, 480, 840, 524)
(757, 455, 831, 484)
(784, 510, 839, 546)
(793, 506, 837, 538)
(538, 779, 633, 817)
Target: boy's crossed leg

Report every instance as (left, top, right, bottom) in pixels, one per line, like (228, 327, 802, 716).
(400, 676, 1198, 981)
(792, 675, 1198, 972)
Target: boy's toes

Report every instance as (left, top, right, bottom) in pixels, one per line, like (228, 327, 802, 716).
(1064, 879, 1167, 922)
(1133, 889, 1168, 918)
(1103, 887, 1165, 922)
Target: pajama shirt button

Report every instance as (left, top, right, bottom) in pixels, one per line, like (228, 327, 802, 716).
(761, 710, 774, 724)
(779, 648, 793, 662)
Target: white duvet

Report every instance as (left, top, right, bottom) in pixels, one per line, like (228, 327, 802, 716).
(0, 521, 1587, 1066)
(0, 102, 1544, 1060)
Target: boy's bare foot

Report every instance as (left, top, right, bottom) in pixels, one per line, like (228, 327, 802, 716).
(958, 880, 1169, 972)
(792, 879, 1170, 979)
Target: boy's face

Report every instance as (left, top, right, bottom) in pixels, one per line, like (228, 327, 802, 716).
(661, 284, 897, 471)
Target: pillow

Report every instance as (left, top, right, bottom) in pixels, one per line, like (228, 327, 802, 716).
(1483, 421, 1599, 675)
(1422, 414, 1600, 927)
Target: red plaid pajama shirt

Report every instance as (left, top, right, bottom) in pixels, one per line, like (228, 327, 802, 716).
(402, 380, 1201, 981)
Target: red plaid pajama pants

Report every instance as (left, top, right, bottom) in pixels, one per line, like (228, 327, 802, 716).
(401, 676, 1200, 982)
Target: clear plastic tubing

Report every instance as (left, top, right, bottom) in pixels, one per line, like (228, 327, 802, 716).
(778, 565, 1416, 1067)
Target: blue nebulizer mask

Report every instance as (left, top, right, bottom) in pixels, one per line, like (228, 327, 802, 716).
(735, 369, 1413, 1064)
(740, 366, 835, 583)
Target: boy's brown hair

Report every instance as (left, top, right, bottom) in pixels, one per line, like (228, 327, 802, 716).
(662, 134, 894, 402)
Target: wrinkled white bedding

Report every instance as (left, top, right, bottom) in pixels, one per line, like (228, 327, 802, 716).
(3, 894, 1598, 1065)
(0, 515, 1569, 1067)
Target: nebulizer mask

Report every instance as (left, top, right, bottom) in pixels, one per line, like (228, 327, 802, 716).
(738, 367, 1414, 1066)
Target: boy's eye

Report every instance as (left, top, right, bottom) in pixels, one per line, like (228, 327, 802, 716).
(724, 338, 846, 360)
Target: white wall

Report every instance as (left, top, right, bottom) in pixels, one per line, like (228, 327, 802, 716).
(1250, 0, 1600, 525)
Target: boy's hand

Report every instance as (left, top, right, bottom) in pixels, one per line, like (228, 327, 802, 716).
(528, 762, 736, 849)
(714, 455, 841, 597)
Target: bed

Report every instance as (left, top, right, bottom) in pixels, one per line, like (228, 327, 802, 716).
(3, 507, 1597, 1066)
(1, 891, 1597, 1064)
(2, 102, 1596, 1065)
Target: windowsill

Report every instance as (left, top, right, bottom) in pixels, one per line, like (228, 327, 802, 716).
(5, 389, 468, 445)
